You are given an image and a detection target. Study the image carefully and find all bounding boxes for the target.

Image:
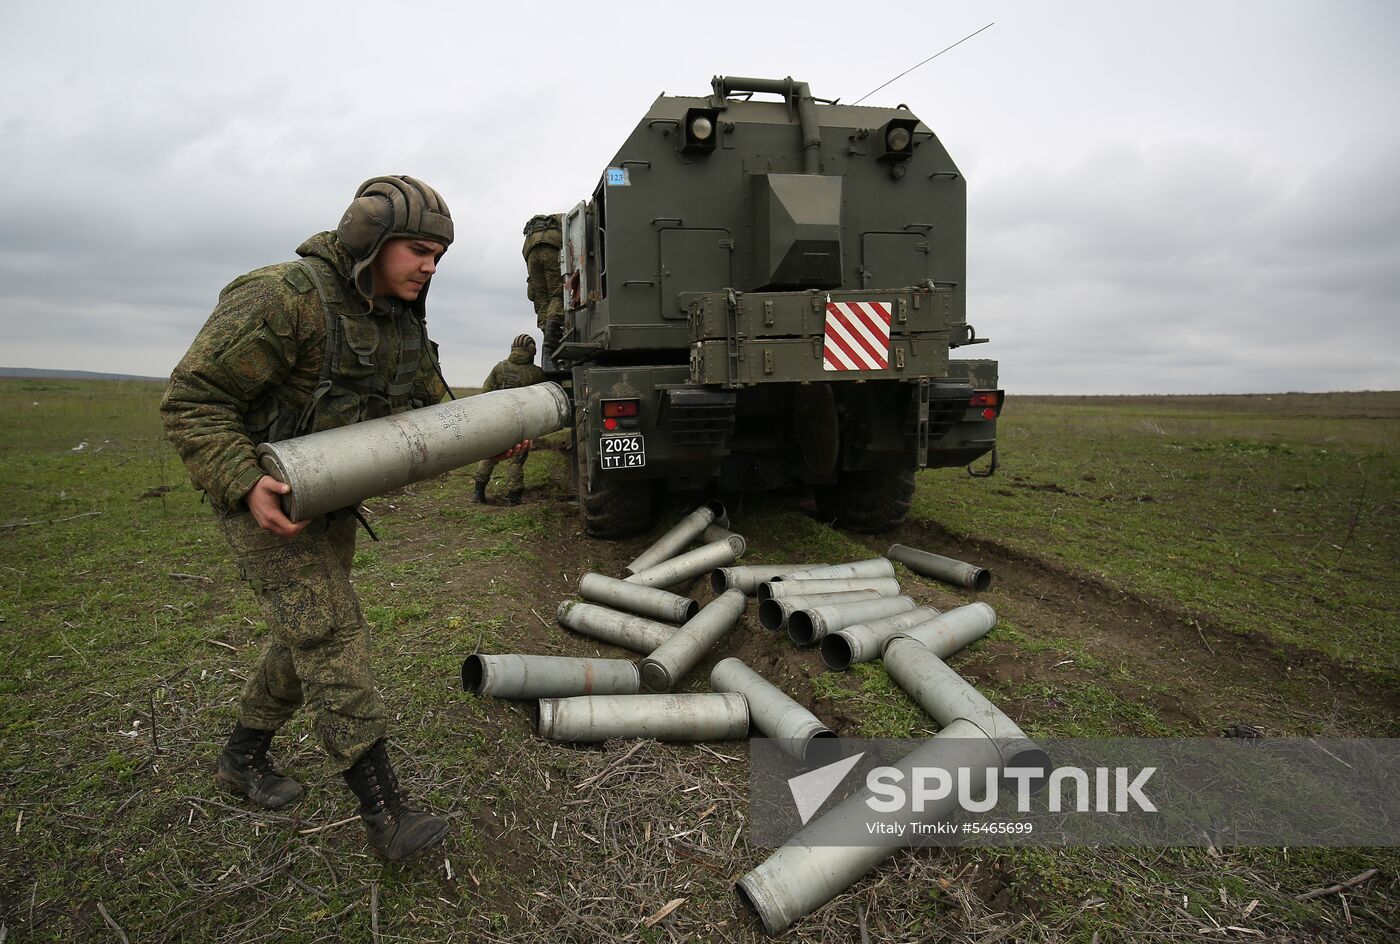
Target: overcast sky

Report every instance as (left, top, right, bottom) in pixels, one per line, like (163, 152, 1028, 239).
(2, 1, 1396, 393)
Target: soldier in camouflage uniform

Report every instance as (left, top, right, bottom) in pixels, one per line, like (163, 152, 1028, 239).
(162, 176, 520, 862)
(522, 213, 564, 351)
(470, 333, 547, 505)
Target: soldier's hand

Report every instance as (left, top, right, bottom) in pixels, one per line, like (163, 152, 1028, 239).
(490, 439, 532, 461)
(246, 475, 310, 537)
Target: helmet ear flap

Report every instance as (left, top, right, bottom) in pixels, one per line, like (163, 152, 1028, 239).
(338, 194, 393, 260)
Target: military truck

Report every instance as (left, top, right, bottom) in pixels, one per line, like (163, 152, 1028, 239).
(550, 75, 1000, 538)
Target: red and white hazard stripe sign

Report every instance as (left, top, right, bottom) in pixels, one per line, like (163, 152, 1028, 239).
(823, 299, 892, 371)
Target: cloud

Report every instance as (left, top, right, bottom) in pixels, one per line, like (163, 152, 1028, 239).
(968, 134, 1400, 392)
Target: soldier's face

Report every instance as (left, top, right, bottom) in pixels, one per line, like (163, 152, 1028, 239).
(372, 237, 447, 301)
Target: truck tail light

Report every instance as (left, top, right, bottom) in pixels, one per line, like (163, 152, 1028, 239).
(602, 400, 640, 418)
(970, 390, 1003, 420)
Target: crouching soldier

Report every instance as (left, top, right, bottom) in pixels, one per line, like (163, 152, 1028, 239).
(471, 333, 546, 505)
(162, 175, 525, 862)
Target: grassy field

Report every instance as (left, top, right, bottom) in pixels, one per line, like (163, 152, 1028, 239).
(0, 379, 1395, 942)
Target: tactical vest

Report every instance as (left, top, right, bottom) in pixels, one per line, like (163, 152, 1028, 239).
(522, 214, 562, 256)
(246, 258, 435, 446)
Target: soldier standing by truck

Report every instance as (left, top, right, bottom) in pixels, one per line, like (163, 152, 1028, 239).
(471, 333, 547, 505)
(522, 213, 564, 351)
(162, 175, 524, 863)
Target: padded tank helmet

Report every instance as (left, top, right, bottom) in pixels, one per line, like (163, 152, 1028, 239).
(337, 175, 454, 300)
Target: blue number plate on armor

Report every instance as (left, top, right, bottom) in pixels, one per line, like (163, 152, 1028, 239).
(599, 433, 645, 469)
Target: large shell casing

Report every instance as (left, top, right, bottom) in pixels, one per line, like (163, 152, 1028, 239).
(710, 658, 834, 762)
(711, 563, 829, 596)
(461, 654, 639, 698)
(257, 382, 571, 521)
(556, 600, 677, 654)
(578, 573, 698, 623)
(883, 602, 998, 660)
(639, 589, 747, 691)
(886, 543, 992, 591)
(624, 536, 746, 589)
(757, 589, 881, 632)
(787, 595, 916, 646)
(625, 500, 727, 575)
(537, 693, 749, 742)
(819, 606, 942, 670)
(770, 558, 896, 583)
(757, 577, 900, 601)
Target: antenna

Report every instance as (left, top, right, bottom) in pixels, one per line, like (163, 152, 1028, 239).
(852, 22, 995, 106)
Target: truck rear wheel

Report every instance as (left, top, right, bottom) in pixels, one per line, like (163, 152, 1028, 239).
(579, 467, 654, 538)
(814, 467, 916, 533)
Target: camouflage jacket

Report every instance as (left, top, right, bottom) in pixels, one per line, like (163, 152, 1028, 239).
(161, 231, 447, 509)
(481, 349, 546, 392)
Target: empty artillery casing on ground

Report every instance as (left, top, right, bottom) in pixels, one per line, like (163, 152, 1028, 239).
(624, 500, 728, 575)
(257, 382, 571, 521)
(555, 600, 677, 654)
(886, 543, 992, 591)
(700, 522, 737, 544)
(578, 573, 698, 623)
(639, 589, 746, 691)
(461, 654, 639, 698)
(882, 602, 998, 660)
(819, 606, 944, 670)
(710, 563, 829, 596)
(757, 576, 900, 601)
(740, 631, 1046, 936)
(710, 658, 835, 763)
(537, 693, 749, 742)
(736, 720, 1009, 935)
(787, 595, 916, 646)
(757, 589, 881, 632)
(624, 535, 746, 589)
(769, 557, 896, 583)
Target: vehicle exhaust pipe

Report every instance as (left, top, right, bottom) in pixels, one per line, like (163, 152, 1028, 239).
(710, 658, 834, 763)
(578, 573, 698, 624)
(711, 564, 829, 596)
(257, 382, 571, 521)
(461, 653, 640, 699)
(537, 692, 749, 742)
(757, 576, 900, 601)
(882, 602, 998, 660)
(639, 589, 747, 692)
(556, 600, 677, 654)
(757, 589, 882, 633)
(735, 719, 1018, 936)
(819, 606, 944, 670)
(624, 500, 728, 575)
(886, 543, 992, 591)
(625, 535, 747, 589)
(769, 558, 896, 583)
(787, 595, 917, 647)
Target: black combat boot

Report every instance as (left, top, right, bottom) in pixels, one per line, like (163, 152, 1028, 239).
(544, 315, 563, 353)
(470, 482, 490, 504)
(217, 724, 303, 810)
(504, 489, 523, 506)
(342, 740, 449, 862)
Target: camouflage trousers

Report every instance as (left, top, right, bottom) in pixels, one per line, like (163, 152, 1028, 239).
(526, 244, 564, 329)
(216, 508, 386, 771)
(473, 451, 528, 492)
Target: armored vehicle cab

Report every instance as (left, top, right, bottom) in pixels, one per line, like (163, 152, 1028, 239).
(552, 75, 1000, 537)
